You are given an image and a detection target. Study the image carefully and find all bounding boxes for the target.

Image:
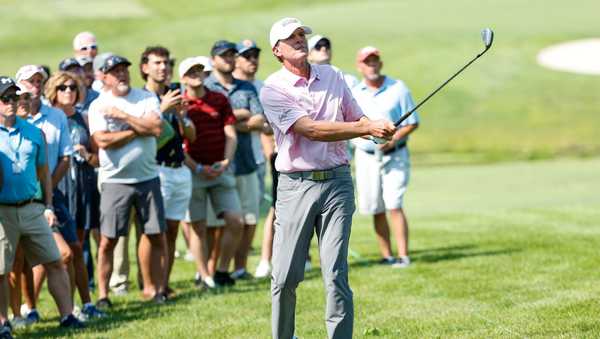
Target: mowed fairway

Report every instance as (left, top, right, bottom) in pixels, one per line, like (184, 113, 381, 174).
(19, 157, 600, 338)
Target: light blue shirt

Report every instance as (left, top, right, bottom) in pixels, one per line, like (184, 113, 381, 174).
(28, 104, 73, 174)
(0, 117, 47, 203)
(352, 76, 420, 153)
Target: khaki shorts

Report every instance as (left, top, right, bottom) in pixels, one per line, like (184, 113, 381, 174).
(236, 171, 260, 225)
(0, 203, 61, 274)
(184, 170, 241, 223)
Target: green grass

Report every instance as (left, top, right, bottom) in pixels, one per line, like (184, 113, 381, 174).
(19, 156, 600, 338)
(1, 0, 599, 162)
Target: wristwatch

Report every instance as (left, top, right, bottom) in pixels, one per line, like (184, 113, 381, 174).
(44, 205, 54, 213)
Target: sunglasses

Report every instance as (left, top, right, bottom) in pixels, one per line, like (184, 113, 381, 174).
(314, 40, 331, 51)
(79, 44, 97, 51)
(0, 93, 19, 104)
(57, 84, 77, 92)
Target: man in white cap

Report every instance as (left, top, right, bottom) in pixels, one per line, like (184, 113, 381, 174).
(261, 17, 396, 339)
(352, 46, 420, 268)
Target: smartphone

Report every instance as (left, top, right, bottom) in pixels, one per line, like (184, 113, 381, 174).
(168, 82, 181, 92)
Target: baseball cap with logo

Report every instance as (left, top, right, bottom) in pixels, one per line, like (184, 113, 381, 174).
(0, 76, 19, 97)
(211, 40, 237, 57)
(59, 57, 82, 71)
(93, 52, 113, 73)
(236, 39, 261, 55)
(356, 46, 381, 63)
(15, 65, 48, 83)
(99, 55, 131, 73)
(269, 17, 312, 48)
(178, 56, 211, 78)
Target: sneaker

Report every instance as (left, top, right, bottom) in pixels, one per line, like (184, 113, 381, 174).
(73, 305, 88, 322)
(230, 268, 253, 280)
(59, 314, 85, 329)
(23, 309, 40, 324)
(0, 322, 12, 339)
(304, 260, 312, 272)
(184, 250, 195, 262)
(174, 250, 181, 259)
(254, 261, 271, 278)
(152, 292, 168, 305)
(96, 297, 113, 310)
(392, 256, 411, 268)
(9, 316, 28, 330)
(214, 271, 235, 287)
(82, 303, 106, 319)
(378, 256, 397, 265)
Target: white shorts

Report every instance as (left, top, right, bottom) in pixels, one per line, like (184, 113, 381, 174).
(159, 165, 192, 221)
(354, 147, 410, 215)
(236, 171, 260, 225)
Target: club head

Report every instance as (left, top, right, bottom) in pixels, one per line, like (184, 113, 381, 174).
(481, 28, 494, 50)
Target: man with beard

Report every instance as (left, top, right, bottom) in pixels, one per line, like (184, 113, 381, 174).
(352, 46, 419, 268)
(205, 40, 267, 283)
(88, 55, 166, 307)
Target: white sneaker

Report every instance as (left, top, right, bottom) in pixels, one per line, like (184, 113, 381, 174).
(254, 261, 271, 278)
(174, 250, 181, 259)
(392, 256, 411, 268)
(203, 276, 216, 289)
(184, 250, 195, 262)
(304, 260, 312, 272)
(19, 304, 30, 318)
(73, 305, 89, 322)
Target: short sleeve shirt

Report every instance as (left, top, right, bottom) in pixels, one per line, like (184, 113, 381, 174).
(0, 117, 47, 203)
(28, 104, 73, 174)
(184, 89, 237, 165)
(260, 64, 364, 172)
(351, 76, 420, 153)
(205, 76, 262, 175)
(88, 88, 161, 184)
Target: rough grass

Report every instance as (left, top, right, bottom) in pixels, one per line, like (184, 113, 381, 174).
(19, 157, 600, 338)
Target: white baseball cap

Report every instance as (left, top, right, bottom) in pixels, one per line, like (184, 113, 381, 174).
(15, 65, 48, 83)
(269, 17, 312, 48)
(178, 56, 211, 78)
(307, 35, 328, 51)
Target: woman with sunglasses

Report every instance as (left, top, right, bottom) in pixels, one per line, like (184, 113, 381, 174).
(44, 71, 105, 320)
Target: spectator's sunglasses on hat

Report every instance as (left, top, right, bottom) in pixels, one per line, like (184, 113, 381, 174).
(240, 49, 260, 60)
(0, 93, 19, 104)
(314, 39, 331, 51)
(57, 84, 77, 92)
(79, 44, 97, 51)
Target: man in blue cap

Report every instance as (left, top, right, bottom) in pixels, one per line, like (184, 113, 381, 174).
(0, 76, 83, 336)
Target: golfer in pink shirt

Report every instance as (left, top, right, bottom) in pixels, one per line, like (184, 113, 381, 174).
(261, 17, 396, 339)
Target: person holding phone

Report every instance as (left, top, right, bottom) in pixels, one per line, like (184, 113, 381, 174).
(140, 46, 196, 296)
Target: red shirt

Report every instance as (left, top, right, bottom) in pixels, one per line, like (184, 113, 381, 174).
(184, 89, 236, 165)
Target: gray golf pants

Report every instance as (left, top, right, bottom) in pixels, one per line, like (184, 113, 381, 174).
(272, 168, 355, 339)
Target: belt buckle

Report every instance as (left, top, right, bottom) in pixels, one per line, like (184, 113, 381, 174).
(311, 170, 329, 181)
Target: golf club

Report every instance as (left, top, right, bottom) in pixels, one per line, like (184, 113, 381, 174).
(371, 28, 494, 143)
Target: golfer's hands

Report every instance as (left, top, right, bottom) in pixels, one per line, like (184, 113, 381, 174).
(368, 119, 396, 140)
